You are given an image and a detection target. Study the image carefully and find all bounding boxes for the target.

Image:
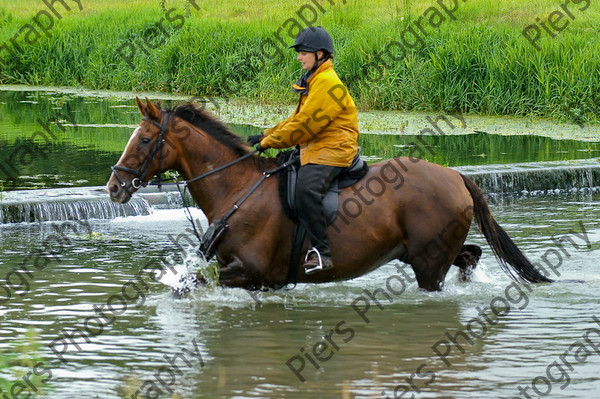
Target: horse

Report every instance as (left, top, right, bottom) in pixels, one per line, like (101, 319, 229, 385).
(106, 98, 552, 292)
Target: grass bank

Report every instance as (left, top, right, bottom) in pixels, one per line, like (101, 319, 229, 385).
(0, 0, 599, 122)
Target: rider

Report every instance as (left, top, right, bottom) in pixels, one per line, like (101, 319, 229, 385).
(247, 26, 359, 274)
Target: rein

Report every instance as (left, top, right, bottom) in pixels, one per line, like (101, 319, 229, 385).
(112, 110, 260, 192)
(111, 110, 297, 285)
(176, 148, 260, 244)
(184, 151, 295, 258)
(186, 150, 258, 184)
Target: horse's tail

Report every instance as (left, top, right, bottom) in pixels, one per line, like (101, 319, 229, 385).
(460, 174, 553, 283)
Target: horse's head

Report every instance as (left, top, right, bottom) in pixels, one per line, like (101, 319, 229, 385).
(106, 97, 179, 203)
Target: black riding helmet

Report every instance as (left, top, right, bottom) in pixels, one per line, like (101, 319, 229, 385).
(290, 26, 334, 54)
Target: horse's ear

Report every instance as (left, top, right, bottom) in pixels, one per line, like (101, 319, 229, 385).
(145, 97, 161, 121)
(135, 97, 147, 116)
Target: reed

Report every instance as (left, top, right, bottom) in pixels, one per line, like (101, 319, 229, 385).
(0, 0, 598, 121)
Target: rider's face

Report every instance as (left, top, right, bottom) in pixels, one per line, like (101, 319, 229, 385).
(297, 51, 323, 71)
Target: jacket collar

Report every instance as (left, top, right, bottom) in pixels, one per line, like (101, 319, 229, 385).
(292, 59, 333, 95)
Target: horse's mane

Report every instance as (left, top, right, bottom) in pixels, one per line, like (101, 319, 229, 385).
(165, 102, 274, 168)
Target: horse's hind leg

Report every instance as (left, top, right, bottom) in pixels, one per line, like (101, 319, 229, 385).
(452, 244, 482, 282)
(404, 222, 470, 291)
(404, 239, 457, 291)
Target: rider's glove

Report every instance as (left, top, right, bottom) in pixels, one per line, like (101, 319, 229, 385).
(246, 134, 263, 146)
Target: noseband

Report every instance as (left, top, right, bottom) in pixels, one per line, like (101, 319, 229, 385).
(111, 113, 170, 195)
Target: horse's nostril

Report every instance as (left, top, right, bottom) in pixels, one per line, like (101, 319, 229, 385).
(109, 184, 119, 193)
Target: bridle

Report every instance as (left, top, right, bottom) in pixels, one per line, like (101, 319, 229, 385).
(111, 111, 259, 194)
(110, 109, 299, 287)
(111, 113, 171, 195)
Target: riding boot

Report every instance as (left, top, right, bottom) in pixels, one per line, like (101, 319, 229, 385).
(304, 247, 334, 274)
(296, 163, 342, 273)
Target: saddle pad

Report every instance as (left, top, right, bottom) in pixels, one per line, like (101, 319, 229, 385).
(277, 149, 368, 225)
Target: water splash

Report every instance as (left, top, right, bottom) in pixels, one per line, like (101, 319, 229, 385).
(156, 250, 218, 295)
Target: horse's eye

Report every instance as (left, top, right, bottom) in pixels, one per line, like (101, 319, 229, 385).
(141, 137, 151, 144)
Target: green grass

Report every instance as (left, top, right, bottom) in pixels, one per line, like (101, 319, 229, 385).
(0, 0, 599, 121)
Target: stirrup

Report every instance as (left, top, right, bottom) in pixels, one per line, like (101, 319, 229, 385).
(304, 247, 331, 275)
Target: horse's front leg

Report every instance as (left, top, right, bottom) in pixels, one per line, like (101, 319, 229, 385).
(218, 255, 261, 289)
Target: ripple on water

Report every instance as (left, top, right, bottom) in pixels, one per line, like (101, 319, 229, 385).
(0, 195, 599, 398)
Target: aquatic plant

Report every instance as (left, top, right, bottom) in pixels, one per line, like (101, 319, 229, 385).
(0, 0, 598, 121)
(0, 329, 51, 397)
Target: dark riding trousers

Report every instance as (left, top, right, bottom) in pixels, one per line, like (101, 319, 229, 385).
(295, 163, 343, 258)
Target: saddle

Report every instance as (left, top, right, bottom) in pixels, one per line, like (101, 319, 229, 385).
(277, 148, 368, 224)
(276, 148, 368, 284)
(198, 148, 368, 287)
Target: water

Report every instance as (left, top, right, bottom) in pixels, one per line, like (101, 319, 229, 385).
(455, 158, 600, 195)
(0, 195, 599, 398)
(1, 88, 600, 190)
(2, 87, 600, 398)
(0, 186, 184, 224)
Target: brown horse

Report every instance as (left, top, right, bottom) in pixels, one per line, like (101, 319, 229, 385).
(106, 98, 551, 292)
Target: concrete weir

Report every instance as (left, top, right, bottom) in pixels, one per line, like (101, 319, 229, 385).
(454, 158, 600, 195)
(1, 158, 599, 224)
(0, 185, 187, 224)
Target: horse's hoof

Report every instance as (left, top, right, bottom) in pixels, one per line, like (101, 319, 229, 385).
(454, 244, 482, 282)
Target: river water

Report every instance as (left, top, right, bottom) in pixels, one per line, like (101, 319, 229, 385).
(1, 87, 600, 398)
(1, 88, 599, 190)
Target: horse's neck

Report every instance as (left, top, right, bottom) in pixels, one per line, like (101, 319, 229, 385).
(175, 124, 259, 222)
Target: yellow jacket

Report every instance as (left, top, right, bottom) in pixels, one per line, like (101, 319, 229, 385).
(260, 60, 359, 167)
